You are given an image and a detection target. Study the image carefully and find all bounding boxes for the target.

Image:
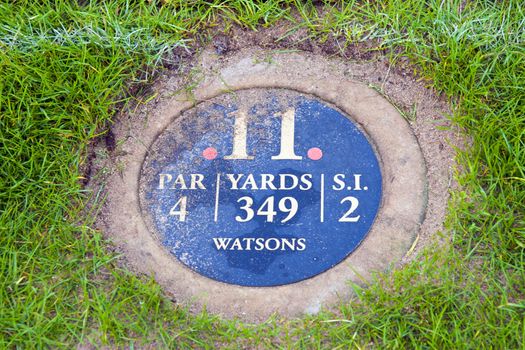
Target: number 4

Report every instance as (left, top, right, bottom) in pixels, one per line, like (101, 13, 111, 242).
(169, 196, 188, 222)
(257, 196, 277, 222)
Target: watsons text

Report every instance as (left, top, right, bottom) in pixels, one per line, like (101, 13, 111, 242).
(212, 237, 306, 251)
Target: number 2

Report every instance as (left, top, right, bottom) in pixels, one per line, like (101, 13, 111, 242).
(339, 196, 360, 222)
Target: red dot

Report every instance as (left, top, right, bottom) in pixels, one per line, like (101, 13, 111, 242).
(307, 147, 323, 160)
(202, 147, 218, 160)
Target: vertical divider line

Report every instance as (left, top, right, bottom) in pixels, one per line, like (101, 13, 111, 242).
(214, 173, 221, 222)
(320, 174, 325, 223)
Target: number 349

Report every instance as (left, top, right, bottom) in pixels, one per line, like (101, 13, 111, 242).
(235, 195, 361, 223)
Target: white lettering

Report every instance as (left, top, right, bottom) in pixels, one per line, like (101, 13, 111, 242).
(190, 174, 206, 189)
(296, 238, 306, 251)
(279, 174, 299, 190)
(260, 174, 277, 190)
(240, 174, 258, 190)
(332, 174, 346, 190)
(299, 174, 313, 190)
(281, 238, 296, 251)
(339, 196, 360, 222)
(224, 109, 254, 160)
(213, 238, 232, 250)
(271, 108, 302, 160)
(212, 237, 307, 251)
(255, 238, 265, 251)
(257, 196, 277, 222)
(227, 173, 244, 189)
(158, 173, 172, 189)
(236, 196, 255, 222)
(279, 197, 298, 223)
(171, 174, 188, 189)
(242, 237, 255, 250)
(225, 173, 316, 191)
(265, 238, 280, 251)
(168, 196, 188, 221)
(353, 174, 362, 190)
(230, 239, 243, 250)
(235, 196, 299, 223)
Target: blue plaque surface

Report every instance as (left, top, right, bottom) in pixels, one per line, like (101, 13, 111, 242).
(140, 89, 382, 286)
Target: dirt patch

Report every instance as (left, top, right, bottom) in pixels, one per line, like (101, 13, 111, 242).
(87, 24, 462, 321)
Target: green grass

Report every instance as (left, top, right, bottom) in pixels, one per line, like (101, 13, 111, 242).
(1, 0, 523, 348)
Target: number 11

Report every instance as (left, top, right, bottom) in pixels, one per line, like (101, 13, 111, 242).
(225, 108, 302, 160)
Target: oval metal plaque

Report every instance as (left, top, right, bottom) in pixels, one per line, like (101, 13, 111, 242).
(140, 89, 382, 286)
